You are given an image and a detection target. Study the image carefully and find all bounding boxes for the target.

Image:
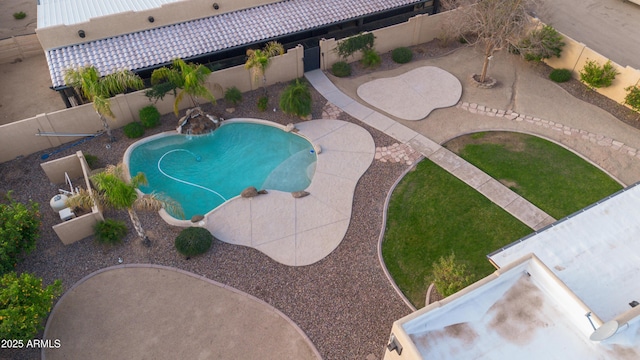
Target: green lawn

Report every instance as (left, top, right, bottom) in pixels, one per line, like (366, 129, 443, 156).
(450, 132, 623, 219)
(382, 132, 623, 308)
(382, 159, 532, 308)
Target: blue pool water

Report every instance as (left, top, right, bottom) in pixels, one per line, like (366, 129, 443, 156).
(127, 122, 317, 219)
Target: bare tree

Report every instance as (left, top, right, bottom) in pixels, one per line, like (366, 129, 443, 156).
(441, 0, 539, 83)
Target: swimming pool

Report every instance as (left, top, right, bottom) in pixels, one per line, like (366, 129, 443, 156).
(126, 121, 317, 219)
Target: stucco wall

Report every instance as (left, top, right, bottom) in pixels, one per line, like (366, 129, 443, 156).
(36, 0, 280, 50)
(544, 32, 640, 105)
(319, 12, 448, 69)
(42, 151, 104, 245)
(0, 46, 304, 163)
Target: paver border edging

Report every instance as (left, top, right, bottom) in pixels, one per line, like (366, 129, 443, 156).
(440, 128, 627, 187)
(41, 264, 323, 360)
(377, 159, 423, 312)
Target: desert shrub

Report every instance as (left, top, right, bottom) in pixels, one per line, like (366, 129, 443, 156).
(123, 122, 145, 138)
(279, 79, 311, 117)
(518, 25, 565, 62)
(94, 219, 128, 245)
(13, 12, 26, 20)
(392, 47, 413, 64)
(580, 60, 619, 89)
(175, 227, 213, 257)
(83, 153, 99, 169)
(361, 48, 381, 68)
(224, 86, 243, 105)
(549, 69, 572, 83)
(138, 105, 160, 129)
(0, 192, 40, 274)
(432, 252, 473, 297)
(336, 33, 375, 59)
(0, 272, 62, 341)
(331, 61, 351, 77)
(257, 96, 269, 112)
(625, 86, 640, 113)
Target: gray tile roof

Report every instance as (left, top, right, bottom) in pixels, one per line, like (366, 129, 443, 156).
(46, 0, 422, 87)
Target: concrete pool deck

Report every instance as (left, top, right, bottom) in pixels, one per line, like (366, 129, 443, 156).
(204, 119, 375, 266)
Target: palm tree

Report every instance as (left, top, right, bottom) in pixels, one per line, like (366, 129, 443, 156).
(64, 66, 144, 142)
(89, 163, 183, 246)
(244, 41, 285, 94)
(150, 58, 217, 116)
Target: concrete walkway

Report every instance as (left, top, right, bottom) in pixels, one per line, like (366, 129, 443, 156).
(43, 265, 321, 360)
(306, 69, 556, 230)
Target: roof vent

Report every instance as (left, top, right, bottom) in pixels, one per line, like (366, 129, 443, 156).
(213, 3, 219, 10)
(148, 16, 155, 23)
(78, 30, 85, 38)
(630, 300, 639, 308)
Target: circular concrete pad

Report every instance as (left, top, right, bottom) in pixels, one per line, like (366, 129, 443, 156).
(43, 265, 320, 360)
(356, 66, 462, 120)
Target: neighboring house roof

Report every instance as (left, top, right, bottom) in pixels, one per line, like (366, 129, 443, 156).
(489, 183, 640, 321)
(37, 0, 183, 28)
(392, 255, 640, 359)
(44, 0, 422, 88)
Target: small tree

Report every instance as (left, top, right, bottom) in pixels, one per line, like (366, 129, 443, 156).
(625, 86, 640, 114)
(149, 58, 217, 116)
(441, 0, 537, 83)
(516, 25, 565, 62)
(0, 272, 62, 341)
(88, 164, 183, 246)
(64, 66, 144, 141)
(245, 41, 285, 94)
(0, 192, 40, 274)
(431, 252, 473, 297)
(580, 60, 619, 89)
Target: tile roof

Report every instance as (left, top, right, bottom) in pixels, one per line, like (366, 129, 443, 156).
(46, 0, 422, 88)
(37, 0, 183, 29)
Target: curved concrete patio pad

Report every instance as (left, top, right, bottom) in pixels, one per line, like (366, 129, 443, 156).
(356, 66, 462, 120)
(205, 119, 375, 266)
(43, 265, 320, 360)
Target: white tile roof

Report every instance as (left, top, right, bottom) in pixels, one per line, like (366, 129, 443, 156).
(46, 0, 421, 88)
(37, 0, 184, 28)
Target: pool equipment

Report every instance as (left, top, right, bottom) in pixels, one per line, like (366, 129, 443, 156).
(39, 131, 104, 160)
(157, 149, 227, 202)
(50, 194, 69, 212)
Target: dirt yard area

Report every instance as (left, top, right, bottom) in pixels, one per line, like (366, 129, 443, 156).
(0, 0, 65, 125)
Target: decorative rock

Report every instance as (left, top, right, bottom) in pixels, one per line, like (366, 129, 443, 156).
(291, 191, 310, 198)
(313, 144, 322, 154)
(240, 186, 268, 198)
(191, 215, 204, 223)
(225, 107, 236, 113)
(469, 74, 498, 89)
(285, 123, 296, 132)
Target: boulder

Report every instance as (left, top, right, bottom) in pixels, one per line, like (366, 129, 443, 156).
(241, 186, 268, 198)
(191, 215, 205, 223)
(285, 123, 296, 132)
(291, 191, 310, 198)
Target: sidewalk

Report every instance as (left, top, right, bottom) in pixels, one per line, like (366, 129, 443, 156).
(305, 66, 556, 231)
(324, 47, 640, 186)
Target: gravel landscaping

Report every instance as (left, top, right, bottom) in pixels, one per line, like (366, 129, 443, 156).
(1, 81, 412, 360)
(2, 39, 639, 359)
